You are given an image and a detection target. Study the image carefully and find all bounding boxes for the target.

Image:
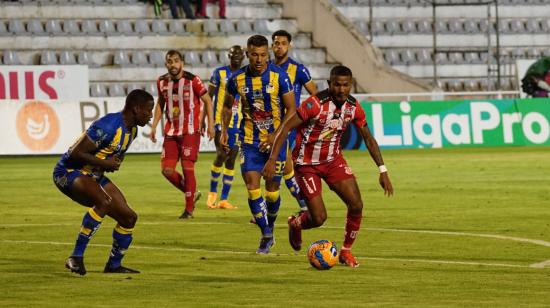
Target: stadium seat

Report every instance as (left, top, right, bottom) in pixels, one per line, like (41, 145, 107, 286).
(464, 79, 479, 92)
(434, 20, 449, 33)
(510, 47, 525, 59)
(27, 20, 45, 35)
(168, 20, 186, 34)
(203, 19, 219, 34)
(201, 50, 218, 67)
(383, 49, 400, 65)
(217, 50, 229, 63)
(113, 50, 131, 66)
(219, 19, 236, 34)
(417, 49, 432, 64)
(400, 49, 416, 64)
(0, 21, 8, 36)
(81, 20, 99, 35)
(526, 48, 541, 59)
(184, 51, 201, 66)
(145, 83, 158, 97)
(464, 52, 481, 64)
(149, 50, 165, 67)
(417, 19, 431, 34)
(447, 19, 464, 33)
(8, 20, 26, 35)
(540, 19, 550, 32)
(134, 19, 150, 36)
(151, 20, 169, 35)
(90, 83, 108, 97)
(236, 20, 252, 34)
(385, 20, 400, 35)
(131, 50, 149, 66)
(99, 20, 117, 35)
(463, 19, 478, 34)
(448, 79, 463, 91)
(448, 52, 464, 64)
(400, 20, 416, 34)
(498, 20, 510, 33)
(59, 51, 77, 65)
(435, 52, 450, 65)
(63, 20, 80, 35)
(355, 20, 369, 35)
(3, 50, 22, 65)
(254, 19, 270, 34)
(40, 51, 58, 65)
(108, 84, 126, 97)
(126, 83, 142, 93)
(77, 51, 97, 67)
(525, 19, 541, 33)
(116, 20, 133, 35)
(45, 19, 64, 35)
(509, 20, 525, 33)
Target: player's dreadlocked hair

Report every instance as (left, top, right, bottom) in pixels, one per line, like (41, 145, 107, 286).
(247, 35, 269, 48)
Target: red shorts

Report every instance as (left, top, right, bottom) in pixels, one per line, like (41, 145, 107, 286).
(161, 134, 200, 167)
(295, 155, 355, 200)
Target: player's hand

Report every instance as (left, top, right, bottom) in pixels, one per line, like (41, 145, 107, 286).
(150, 127, 157, 143)
(207, 123, 215, 141)
(103, 156, 122, 172)
(262, 158, 277, 180)
(220, 130, 230, 153)
(199, 120, 207, 136)
(379, 172, 393, 197)
(259, 133, 274, 153)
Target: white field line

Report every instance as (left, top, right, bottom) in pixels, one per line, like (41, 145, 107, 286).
(0, 239, 530, 269)
(2, 221, 549, 268)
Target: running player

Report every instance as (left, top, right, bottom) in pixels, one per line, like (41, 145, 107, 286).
(221, 35, 296, 254)
(262, 65, 393, 267)
(150, 50, 215, 219)
(271, 29, 318, 211)
(206, 45, 245, 210)
(53, 89, 154, 275)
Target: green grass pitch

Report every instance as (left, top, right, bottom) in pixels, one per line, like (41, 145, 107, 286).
(1, 147, 549, 307)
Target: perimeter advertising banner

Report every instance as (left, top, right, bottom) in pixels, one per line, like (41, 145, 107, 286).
(0, 98, 215, 155)
(343, 97, 550, 149)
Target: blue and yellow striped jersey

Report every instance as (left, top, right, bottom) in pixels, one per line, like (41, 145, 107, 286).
(227, 63, 293, 146)
(272, 57, 313, 107)
(209, 65, 242, 129)
(57, 112, 137, 176)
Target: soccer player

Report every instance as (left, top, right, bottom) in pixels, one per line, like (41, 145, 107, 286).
(206, 45, 245, 210)
(150, 50, 215, 219)
(271, 29, 318, 212)
(262, 65, 393, 267)
(53, 89, 154, 275)
(221, 35, 296, 254)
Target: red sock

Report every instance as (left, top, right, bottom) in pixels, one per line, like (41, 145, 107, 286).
(343, 211, 362, 249)
(164, 170, 184, 192)
(182, 160, 196, 212)
(297, 211, 314, 230)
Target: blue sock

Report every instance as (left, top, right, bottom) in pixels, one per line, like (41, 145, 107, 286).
(209, 164, 223, 193)
(284, 171, 307, 210)
(107, 225, 133, 269)
(220, 167, 234, 201)
(248, 189, 271, 236)
(72, 208, 103, 257)
(265, 190, 280, 230)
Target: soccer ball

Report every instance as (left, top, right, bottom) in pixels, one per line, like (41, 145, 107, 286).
(307, 240, 339, 270)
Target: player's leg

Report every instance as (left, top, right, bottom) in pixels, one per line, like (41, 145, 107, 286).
(218, 0, 226, 18)
(218, 129, 239, 209)
(326, 158, 362, 268)
(283, 130, 307, 211)
(208, 129, 227, 208)
(179, 133, 200, 218)
(264, 140, 288, 232)
(101, 180, 140, 273)
(53, 168, 112, 275)
(160, 136, 185, 193)
(287, 166, 327, 251)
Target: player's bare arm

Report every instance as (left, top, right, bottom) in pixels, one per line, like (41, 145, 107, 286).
(304, 80, 318, 95)
(149, 95, 165, 143)
(259, 91, 296, 153)
(69, 134, 120, 172)
(262, 112, 303, 180)
(220, 92, 234, 149)
(200, 92, 215, 140)
(358, 124, 394, 196)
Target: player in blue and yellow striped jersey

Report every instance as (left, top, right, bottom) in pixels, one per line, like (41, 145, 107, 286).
(206, 45, 245, 210)
(52, 89, 154, 275)
(221, 35, 296, 254)
(271, 29, 318, 212)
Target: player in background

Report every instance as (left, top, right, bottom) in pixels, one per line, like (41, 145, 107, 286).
(206, 46, 245, 210)
(53, 89, 154, 275)
(271, 29, 318, 212)
(262, 65, 393, 267)
(150, 50, 215, 219)
(221, 35, 296, 254)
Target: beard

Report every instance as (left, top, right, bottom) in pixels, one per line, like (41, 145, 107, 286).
(169, 66, 182, 78)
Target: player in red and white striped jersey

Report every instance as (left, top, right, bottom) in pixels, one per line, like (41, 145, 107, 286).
(150, 50, 215, 219)
(262, 65, 393, 267)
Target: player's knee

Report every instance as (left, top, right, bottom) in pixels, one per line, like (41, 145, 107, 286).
(161, 168, 175, 178)
(348, 199, 363, 214)
(310, 212, 327, 227)
(120, 211, 138, 228)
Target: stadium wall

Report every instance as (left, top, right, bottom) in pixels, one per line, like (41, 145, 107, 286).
(271, 0, 432, 94)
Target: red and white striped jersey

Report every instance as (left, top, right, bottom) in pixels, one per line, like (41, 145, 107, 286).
(293, 89, 367, 165)
(157, 71, 207, 136)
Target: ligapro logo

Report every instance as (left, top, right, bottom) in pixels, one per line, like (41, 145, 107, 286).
(16, 101, 60, 151)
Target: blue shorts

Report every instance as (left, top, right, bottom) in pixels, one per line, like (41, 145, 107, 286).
(215, 124, 240, 150)
(240, 141, 287, 183)
(53, 164, 111, 199)
(288, 128, 297, 150)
